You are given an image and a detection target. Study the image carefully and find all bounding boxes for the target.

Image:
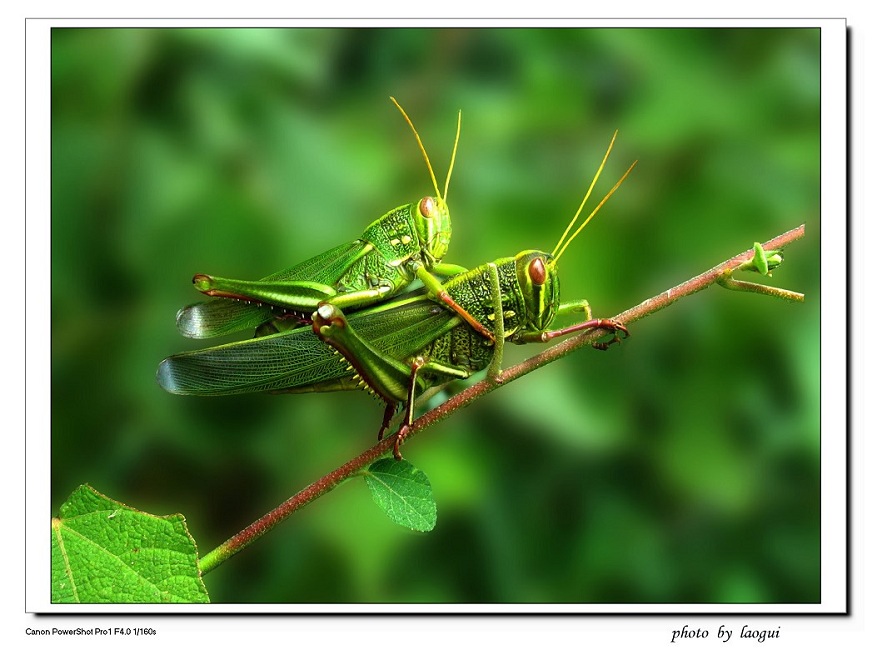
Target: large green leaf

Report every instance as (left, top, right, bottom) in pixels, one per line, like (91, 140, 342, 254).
(364, 459, 437, 532)
(51, 485, 209, 603)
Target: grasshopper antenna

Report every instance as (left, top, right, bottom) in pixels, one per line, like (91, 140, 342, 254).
(552, 130, 618, 258)
(391, 96, 453, 204)
(442, 109, 461, 203)
(553, 158, 637, 263)
(552, 130, 637, 263)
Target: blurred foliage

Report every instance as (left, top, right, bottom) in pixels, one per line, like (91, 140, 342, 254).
(51, 27, 821, 604)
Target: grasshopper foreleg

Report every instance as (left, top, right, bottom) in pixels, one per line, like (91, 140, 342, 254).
(519, 317, 629, 349)
(412, 261, 496, 342)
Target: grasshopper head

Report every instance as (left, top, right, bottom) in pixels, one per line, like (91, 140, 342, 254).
(515, 250, 560, 332)
(415, 195, 452, 265)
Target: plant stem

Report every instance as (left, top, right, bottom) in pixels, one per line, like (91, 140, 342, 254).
(198, 224, 805, 576)
(198, 438, 395, 575)
(718, 275, 805, 301)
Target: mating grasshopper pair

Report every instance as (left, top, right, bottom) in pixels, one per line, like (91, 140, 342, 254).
(157, 100, 635, 459)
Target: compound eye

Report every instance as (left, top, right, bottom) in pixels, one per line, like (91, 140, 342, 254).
(529, 257, 547, 286)
(419, 196, 436, 218)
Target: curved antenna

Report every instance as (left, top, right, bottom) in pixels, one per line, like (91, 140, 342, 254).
(552, 130, 618, 257)
(390, 96, 444, 202)
(553, 159, 637, 263)
(443, 110, 461, 203)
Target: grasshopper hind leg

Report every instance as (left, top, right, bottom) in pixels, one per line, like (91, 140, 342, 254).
(392, 357, 427, 460)
(377, 404, 396, 441)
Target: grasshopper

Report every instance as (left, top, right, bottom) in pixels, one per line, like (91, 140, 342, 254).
(177, 97, 492, 341)
(158, 132, 636, 459)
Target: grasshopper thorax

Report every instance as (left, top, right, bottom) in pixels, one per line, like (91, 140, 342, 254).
(415, 195, 451, 265)
(515, 250, 560, 332)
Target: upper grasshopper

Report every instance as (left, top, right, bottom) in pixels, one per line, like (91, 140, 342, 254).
(158, 131, 636, 459)
(177, 97, 492, 342)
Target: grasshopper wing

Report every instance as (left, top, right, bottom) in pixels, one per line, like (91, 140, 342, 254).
(159, 293, 460, 396)
(177, 240, 369, 339)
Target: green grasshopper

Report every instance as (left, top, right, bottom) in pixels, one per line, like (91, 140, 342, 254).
(177, 97, 492, 341)
(158, 132, 636, 459)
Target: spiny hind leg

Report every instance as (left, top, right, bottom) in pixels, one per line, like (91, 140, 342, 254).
(378, 403, 396, 441)
(392, 357, 427, 461)
(392, 357, 473, 461)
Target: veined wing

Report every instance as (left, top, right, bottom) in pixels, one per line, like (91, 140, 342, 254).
(159, 292, 460, 396)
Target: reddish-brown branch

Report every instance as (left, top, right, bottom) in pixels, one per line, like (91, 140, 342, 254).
(198, 224, 805, 576)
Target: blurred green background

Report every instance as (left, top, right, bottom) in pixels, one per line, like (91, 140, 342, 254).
(51, 28, 821, 604)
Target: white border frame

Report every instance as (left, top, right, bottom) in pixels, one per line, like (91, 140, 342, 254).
(25, 16, 846, 625)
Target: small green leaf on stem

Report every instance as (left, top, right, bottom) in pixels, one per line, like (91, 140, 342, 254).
(51, 484, 209, 603)
(718, 240, 800, 302)
(364, 459, 437, 531)
(752, 242, 769, 275)
(738, 242, 784, 276)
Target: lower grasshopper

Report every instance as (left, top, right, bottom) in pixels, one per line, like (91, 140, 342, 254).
(158, 133, 636, 459)
(178, 97, 491, 342)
